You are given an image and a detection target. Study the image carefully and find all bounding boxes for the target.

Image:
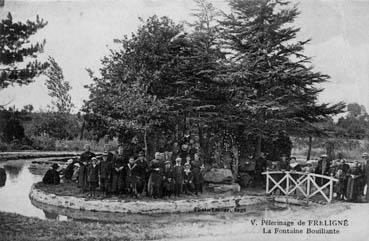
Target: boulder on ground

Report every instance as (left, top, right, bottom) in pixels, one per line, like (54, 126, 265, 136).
(203, 168, 234, 184)
(208, 183, 241, 193)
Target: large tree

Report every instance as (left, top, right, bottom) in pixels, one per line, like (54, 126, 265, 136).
(220, 0, 344, 156)
(0, 12, 48, 90)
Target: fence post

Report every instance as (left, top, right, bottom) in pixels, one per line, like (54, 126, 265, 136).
(286, 171, 290, 196)
(266, 171, 269, 194)
(329, 174, 334, 203)
(306, 173, 311, 205)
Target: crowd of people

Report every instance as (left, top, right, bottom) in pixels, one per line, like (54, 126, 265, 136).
(41, 139, 369, 203)
(45, 143, 205, 199)
(246, 152, 369, 202)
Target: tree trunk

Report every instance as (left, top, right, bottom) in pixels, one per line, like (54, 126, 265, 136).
(256, 133, 262, 158)
(326, 140, 335, 162)
(144, 128, 148, 158)
(307, 136, 312, 161)
(198, 125, 204, 160)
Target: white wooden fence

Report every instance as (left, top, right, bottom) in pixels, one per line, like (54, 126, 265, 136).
(262, 171, 338, 204)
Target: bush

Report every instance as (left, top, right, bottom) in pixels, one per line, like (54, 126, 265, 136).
(30, 136, 56, 151)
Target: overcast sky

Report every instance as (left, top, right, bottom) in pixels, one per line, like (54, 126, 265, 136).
(1, 0, 369, 112)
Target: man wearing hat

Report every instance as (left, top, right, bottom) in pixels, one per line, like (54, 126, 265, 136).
(315, 154, 331, 185)
(43, 163, 60, 185)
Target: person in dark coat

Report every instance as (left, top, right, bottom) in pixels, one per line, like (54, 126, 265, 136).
(183, 163, 193, 195)
(64, 159, 77, 181)
(173, 157, 184, 197)
(347, 161, 363, 202)
(99, 152, 112, 197)
(78, 144, 95, 192)
(135, 151, 148, 195)
(361, 153, 369, 202)
(162, 160, 174, 198)
(43, 163, 60, 185)
(111, 146, 126, 195)
(126, 156, 141, 197)
(87, 157, 99, 197)
(148, 152, 164, 198)
(315, 154, 331, 185)
(191, 160, 203, 195)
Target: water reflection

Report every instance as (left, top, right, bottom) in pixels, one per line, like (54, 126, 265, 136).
(3, 164, 23, 180)
(0, 158, 64, 219)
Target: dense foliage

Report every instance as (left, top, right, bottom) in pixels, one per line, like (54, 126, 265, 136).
(84, 0, 344, 161)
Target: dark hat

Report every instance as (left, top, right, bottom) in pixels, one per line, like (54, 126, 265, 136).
(52, 163, 59, 169)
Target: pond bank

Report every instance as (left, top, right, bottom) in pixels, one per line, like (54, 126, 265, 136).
(30, 183, 268, 214)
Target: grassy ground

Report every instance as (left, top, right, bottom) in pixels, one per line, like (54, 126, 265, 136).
(0, 211, 162, 241)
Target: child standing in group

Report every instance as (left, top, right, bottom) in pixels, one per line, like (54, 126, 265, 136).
(87, 157, 99, 197)
(126, 156, 139, 198)
(173, 157, 184, 197)
(162, 160, 174, 198)
(183, 163, 193, 195)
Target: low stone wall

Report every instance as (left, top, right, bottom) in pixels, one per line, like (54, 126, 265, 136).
(29, 185, 267, 214)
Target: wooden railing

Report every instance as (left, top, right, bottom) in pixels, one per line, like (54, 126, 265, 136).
(262, 171, 338, 204)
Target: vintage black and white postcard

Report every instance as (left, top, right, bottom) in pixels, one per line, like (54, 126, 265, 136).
(1, 0, 369, 240)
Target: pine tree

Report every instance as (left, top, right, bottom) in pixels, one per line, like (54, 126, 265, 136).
(44, 57, 74, 113)
(220, 0, 344, 156)
(0, 12, 48, 89)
